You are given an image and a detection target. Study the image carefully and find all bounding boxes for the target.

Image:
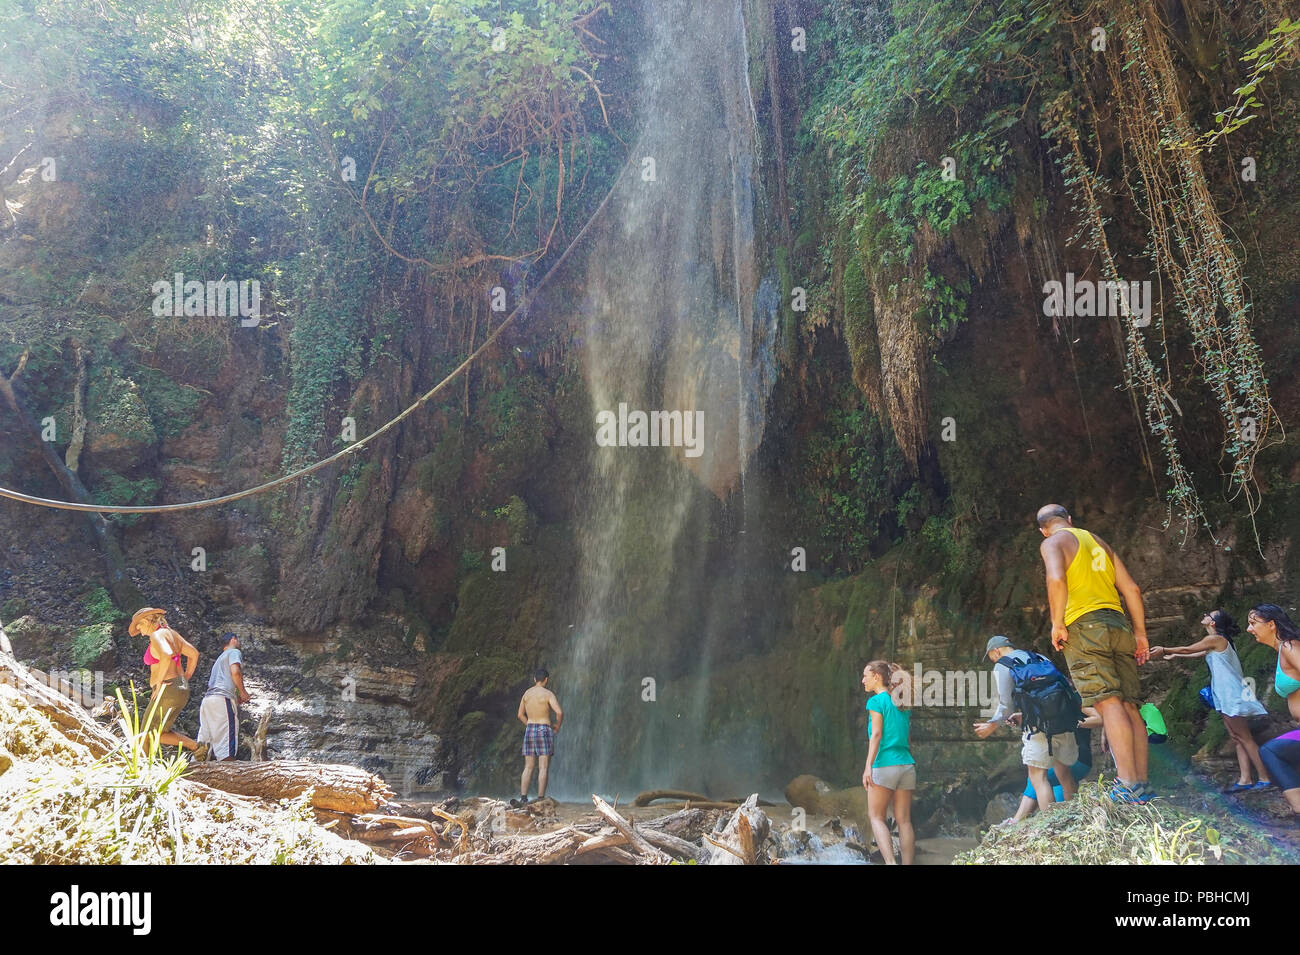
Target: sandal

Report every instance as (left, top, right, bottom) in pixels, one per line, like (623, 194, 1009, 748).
(1225, 782, 1254, 794)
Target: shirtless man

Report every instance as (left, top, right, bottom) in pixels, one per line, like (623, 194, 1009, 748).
(129, 607, 202, 757)
(513, 668, 562, 806)
(1036, 504, 1151, 802)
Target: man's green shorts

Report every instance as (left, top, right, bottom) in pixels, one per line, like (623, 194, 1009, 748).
(1063, 608, 1141, 707)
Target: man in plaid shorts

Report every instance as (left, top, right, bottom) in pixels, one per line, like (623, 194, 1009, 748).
(513, 668, 563, 806)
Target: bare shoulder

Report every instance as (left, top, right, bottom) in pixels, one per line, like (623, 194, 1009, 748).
(1088, 530, 1117, 555)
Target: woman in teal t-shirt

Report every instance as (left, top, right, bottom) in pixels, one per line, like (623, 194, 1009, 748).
(862, 660, 915, 865)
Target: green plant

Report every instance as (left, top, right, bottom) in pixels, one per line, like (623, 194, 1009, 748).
(1, 597, 29, 621)
(72, 623, 114, 668)
(81, 587, 123, 625)
(106, 684, 189, 792)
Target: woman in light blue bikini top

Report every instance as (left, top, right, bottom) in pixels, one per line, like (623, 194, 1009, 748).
(1248, 604, 1300, 717)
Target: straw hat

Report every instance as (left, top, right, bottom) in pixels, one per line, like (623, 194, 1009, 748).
(129, 607, 167, 637)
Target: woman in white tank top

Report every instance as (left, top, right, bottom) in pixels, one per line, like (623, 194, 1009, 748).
(1150, 610, 1270, 793)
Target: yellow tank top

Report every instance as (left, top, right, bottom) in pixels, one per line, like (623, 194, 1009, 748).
(1062, 528, 1122, 625)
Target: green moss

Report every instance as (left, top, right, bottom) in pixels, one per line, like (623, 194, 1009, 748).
(842, 254, 877, 391)
(495, 495, 536, 545)
(88, 473, 160, 527)
(81, 587, 124, 626)
(134, 367, 204, 439)
(72, 622, 114, 668)
(415, 424, 466, 495)
(1, 598, 29, 621)
(87, 370, 157, 447)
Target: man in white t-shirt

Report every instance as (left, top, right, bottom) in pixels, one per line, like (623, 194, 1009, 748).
(197, 633, 250, 761)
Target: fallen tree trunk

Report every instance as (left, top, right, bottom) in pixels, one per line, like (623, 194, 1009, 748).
(184, 759, 395, 813)
(592, 795, 671, 864)
(639, 807, 724, 841)
(0, 651, 120, 757)
(632, 789, 712, 807)
(640, 827, 709, 863)
(628, 800, 748, 812)
(462, 826, 604, 865)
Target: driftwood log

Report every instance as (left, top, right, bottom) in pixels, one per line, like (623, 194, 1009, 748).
(592, 795, 672, 863)
(639, 807, 725, 841)
(706, 794, 771, 865)
(184, 759, 395, 813)
(632, 789, 711, 807)
(249, 710, 271, 762)
(0, 650, 120, 757)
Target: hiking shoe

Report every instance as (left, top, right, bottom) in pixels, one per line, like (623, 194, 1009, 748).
(1107, 781, 1145, 804)
(1132, 783, 1158, 803)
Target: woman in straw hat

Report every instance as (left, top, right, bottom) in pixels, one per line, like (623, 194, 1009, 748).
(129, 607, 204, 758)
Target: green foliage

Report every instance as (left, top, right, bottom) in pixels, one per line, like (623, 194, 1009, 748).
(81, 587, 123, 626)
(86, 370, 156, 447)
(808, 0, 1043, 322)
(495, 494, 536, 545)
(72, 622, 114, 669)
(89, 472, 161, 528)
(134, 368, 205, 440)
(959, 779, 1298, 865)
(1189, 18, 1300, 152)
(2, 598, 30, 621)
(790, 385, 909, 572)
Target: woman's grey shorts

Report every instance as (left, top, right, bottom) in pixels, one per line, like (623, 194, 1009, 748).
(871, 763, 917, 790)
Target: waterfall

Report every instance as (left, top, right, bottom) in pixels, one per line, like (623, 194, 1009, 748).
(556, 0, 780, 798)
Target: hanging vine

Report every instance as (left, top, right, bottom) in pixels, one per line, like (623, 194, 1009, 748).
(1107, 0, 1277, 517)
(1043, 91, 1203, 539)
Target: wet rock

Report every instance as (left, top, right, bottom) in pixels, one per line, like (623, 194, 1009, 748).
(984, 791, 1022, 825)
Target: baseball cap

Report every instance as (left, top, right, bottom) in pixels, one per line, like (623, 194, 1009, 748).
(985, 634, 1013, 655)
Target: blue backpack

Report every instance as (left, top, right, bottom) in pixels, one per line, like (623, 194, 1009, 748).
(996, 651, 1085, 751)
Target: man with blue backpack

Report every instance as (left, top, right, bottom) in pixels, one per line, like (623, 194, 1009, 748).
(975, 635, 1085, 811)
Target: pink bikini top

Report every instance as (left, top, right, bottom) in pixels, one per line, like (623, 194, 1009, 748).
(144, 636, 180, 667)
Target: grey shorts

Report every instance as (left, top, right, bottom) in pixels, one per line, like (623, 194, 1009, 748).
(871, 763, 917, 790)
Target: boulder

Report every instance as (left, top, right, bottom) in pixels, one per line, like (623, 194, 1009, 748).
(2, 616, 62, 670)
(984, 791, 1022, 826)
(784, 773, 870, 825)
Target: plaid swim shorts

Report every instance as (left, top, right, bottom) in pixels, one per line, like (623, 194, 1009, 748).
(522, 723, 555, 757)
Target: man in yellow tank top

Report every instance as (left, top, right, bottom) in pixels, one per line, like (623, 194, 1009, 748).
(1037, 504, 1153, 802)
